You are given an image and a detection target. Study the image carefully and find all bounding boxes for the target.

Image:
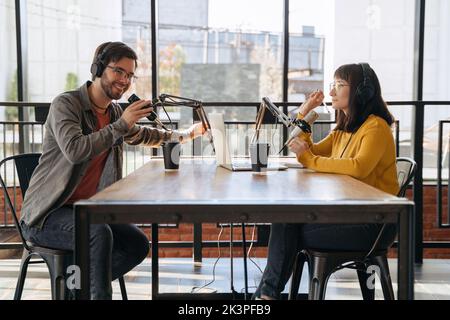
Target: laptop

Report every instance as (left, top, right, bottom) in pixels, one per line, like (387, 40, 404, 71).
(209, 113, 287, 172)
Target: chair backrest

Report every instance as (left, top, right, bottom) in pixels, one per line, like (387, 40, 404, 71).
(362, 157, 417, 259)
(0, 153, 42, 249)
(396, 157, 417, 197)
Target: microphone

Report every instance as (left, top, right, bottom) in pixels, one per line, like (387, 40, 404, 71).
(279, 110, 319, 154)
(126, 94, 169, 130)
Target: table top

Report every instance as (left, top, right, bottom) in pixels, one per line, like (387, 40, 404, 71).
(76, 159, 413, 224)
(89, 158, 404, 203)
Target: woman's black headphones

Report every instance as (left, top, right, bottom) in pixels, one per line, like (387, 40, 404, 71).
(355, 62, 375, 105)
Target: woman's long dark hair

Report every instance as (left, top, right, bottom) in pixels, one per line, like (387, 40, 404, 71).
(333, 63, 395, 133)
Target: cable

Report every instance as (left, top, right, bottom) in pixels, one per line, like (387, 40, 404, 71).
(160, 105, 172, 126)
(270, 118, 279, 151)
(247, 224, 263, 274)
(190, 225, 224, 293)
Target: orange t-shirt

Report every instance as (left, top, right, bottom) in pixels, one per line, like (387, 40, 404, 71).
(66, 110, 111, 204)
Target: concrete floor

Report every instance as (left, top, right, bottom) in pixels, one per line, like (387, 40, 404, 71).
(1, 257, 450, 300)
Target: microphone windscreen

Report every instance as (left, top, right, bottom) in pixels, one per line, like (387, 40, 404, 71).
(303, 110, 319, 125)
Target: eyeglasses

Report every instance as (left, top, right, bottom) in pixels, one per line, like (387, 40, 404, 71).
(106, 65, 138, 83)
(329, 81, 350, 92)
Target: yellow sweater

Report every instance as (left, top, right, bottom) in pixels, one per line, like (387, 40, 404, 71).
(297, 114, 399, 196)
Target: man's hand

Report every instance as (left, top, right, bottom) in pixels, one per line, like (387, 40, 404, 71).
(188, 122, 207, 140)
(121, 100, 153, 129)
(288, 137, 310, 157)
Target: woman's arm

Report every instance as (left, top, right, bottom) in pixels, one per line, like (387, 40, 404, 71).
(309, 133, 333, 157)
(296, 112, 333, 157)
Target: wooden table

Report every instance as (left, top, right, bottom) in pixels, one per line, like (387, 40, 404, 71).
(74, 159, 414, 300)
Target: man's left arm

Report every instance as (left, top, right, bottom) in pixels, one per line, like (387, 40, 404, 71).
(124, 123, 203, 147)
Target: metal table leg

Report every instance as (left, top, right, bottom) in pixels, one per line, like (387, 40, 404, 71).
(397, 204, 415, 300)
(74, 206, 90, 300)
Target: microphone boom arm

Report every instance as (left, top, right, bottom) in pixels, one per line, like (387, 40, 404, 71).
(252, 96, 296, 144)
(153, 94, 215, 152)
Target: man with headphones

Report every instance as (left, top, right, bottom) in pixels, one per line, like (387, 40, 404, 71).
(20, 41, 205, 299)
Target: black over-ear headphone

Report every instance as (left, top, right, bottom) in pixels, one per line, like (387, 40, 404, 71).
(355, 62, 375, 105)
(90, 42, 115, 78)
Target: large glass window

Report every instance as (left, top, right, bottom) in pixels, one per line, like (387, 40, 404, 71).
(0, 0, 17, 161)
(288, 0, 333, 149)
(289, 0, 416, 158)
(26, 0, 152, 103)
(290, 0, 416, 102)
(26, 0, 122, 102)
(423, 0, 450, 180)
(158, 0, 283, 125)
(24, 0, 154, 173)
(0, 0, 17, 107)
(288, 1, 330, 102)
(333, 0, 415, 102)
(2, 0, 448, 174)
(122, 0, 153, 100)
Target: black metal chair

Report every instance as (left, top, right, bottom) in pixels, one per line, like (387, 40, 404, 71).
(0, 153, 128, 300)
(288, 157, 417, 300)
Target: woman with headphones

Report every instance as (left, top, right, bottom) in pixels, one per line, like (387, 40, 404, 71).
(253, 63, 399, 300)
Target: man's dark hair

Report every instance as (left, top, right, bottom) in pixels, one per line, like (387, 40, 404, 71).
(333, 63, 395, 133)
(91, 41, 138, 80)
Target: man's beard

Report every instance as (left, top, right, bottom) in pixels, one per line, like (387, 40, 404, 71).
(101, 76, 126, 100)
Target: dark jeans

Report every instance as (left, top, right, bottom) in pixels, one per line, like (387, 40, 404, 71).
(21, 206, 150, 300)
(253, 223, 396, 300)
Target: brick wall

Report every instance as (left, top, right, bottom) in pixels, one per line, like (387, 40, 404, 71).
(1, 185, 449, 259)
(419, 185, 450, 258)
(0, 188, 23, 225)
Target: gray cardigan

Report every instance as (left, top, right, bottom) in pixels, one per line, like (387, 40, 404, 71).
(21, 81, 183, 228)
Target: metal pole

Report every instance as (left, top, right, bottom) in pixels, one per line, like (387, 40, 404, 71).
(193, 223, 202, 263)
(282, 0, 289, 156)
(412, 0, 426, 264)
(397, 205, 415, 300)
(437, 121, 445, 227)
(241, 223, 248, 299)
(150, 0, 159, 156)
(151, 223, 159, 298)
(151, 0, 159, 99)
(15, 0, 29, 154)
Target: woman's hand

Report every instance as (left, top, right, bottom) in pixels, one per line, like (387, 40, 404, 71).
(288, 137, 310, 157)
(299, 90, 324, 116)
